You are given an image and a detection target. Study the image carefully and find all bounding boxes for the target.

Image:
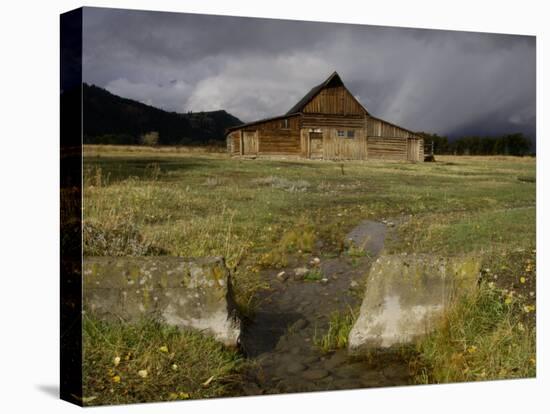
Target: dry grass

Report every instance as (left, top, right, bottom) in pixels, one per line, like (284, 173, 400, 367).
(82, 146, 536, 394)
(84, 144, 227, 158)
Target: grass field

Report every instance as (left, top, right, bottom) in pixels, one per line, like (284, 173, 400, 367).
(82, 145, 536, 400)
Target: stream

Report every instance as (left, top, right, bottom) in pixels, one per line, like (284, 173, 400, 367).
(237, 220, 412, 396)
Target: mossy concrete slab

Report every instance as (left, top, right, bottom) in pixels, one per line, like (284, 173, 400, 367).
(83, 256, 240, 347)
(348, 253, 480, 353)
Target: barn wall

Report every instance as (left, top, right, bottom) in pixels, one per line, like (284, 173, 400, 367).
(303, 86, 365, 115)
(227, 101, 423, 161)
(256, 115, 301, 155)
(367, 117, 415, 138)
(302, 113, 365, 129)
(323, 128, 367, 160)
(301, 127, 367, 160)
(367, 136, 408, 160)
(366, 116, 422, 161)
(227, 131, 241, 155)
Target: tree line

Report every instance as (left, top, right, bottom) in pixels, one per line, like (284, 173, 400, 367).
(419, 132, 533, 156)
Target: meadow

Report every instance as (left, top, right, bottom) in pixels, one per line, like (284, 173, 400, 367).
(82, 145, 536, 403)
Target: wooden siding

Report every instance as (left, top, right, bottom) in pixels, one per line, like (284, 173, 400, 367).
(227, 131, 241, 155)
(303, 86, 365, 115)
(242, 130, 258, 155)
(324, 128, 367, 160)
(366, 116, 423, 161)
(301, 127, 367, 160)
(302, 113, 365, 129)
(367, 136, 408, 160)
(367, 117, 416, 138)
(252, 115, 301, 155)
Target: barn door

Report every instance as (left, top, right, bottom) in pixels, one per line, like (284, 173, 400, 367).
(407, 138, 420, 162)
(242, 131, 258, 155)
(309, 132, 323, 159)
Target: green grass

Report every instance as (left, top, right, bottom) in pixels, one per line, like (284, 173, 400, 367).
(82, 147, 536, 392)
(83, 151, 535, 312)
(314, 309, 356, 353)
(390, 207, 535, 256)
(303, 268, 323, 281)
(412, 281, 536, 384)
(82, 316, 245, 406)
(345, 243, 369, 258)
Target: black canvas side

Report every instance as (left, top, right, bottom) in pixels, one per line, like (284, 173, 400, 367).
(60, 7, 83, 407)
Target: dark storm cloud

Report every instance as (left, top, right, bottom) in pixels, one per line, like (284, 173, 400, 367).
(83, 7, 536, 138)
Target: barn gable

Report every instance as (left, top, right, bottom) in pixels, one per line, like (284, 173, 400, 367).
(286, 71, 369, 116)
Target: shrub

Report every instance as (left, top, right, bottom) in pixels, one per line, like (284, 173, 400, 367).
(140, 131, 160, 146)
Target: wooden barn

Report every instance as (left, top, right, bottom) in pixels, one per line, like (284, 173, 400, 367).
(226, 72, 424, 161)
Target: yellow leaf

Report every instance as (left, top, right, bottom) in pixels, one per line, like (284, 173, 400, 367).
(159, 345, 169, 353)
(504, 297, 512, 305)
(82, 396, 97, 403)
(179, 392, 190, 399)
(112, 375, 121, 383)
(138, 369, 148, 378)
(523, 305, 536, 313)
(202, 375, 214, 386)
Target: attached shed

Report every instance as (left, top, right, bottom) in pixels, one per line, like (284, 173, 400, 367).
(226, 72, 423, 162)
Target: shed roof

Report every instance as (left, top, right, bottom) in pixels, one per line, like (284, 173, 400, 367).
(225, 112, 300, 133)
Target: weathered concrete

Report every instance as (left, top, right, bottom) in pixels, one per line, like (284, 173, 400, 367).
(348, 254, 481, 353)
(83, 256, 240, 347)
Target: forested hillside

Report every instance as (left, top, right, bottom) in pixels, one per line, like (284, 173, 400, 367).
(81, 84, 242, 145)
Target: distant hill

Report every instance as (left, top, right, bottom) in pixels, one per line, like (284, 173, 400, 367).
(81, 84, 243, 145)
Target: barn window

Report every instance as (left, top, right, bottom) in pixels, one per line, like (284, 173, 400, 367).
(281, 119, 290, 129)
(337, 130, 345, 137)
(347, 130, 355, 138)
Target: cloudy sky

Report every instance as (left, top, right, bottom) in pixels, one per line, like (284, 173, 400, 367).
(83, 7, 536, 138)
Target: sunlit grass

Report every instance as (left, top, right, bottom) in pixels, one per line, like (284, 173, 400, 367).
(412, 280, 536, 383)
(314, 309, 356, 353)
(82, 316, 246, 406)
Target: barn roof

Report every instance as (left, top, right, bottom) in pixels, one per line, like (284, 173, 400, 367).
(286, 71, 370, 115)
(226, 72, 371, 135)
(224, 72, 427, 138)
(225, 112, 301, 133)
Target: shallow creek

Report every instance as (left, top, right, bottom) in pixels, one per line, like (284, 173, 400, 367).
(237, 220, 412, 396)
